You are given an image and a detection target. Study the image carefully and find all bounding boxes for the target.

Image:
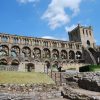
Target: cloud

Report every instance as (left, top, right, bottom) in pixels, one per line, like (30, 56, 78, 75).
(17, 0, 39, 4)
(42, 36, 67, 41)
(42, 36, 57, 40)
(65, 24, 77, 32)
(42, 0, 82, 29)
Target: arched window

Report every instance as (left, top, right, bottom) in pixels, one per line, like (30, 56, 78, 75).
(43, 48, 51, 58)
(0, 51, 7, 56)
(22, 46, 31, 57)
(76, 51, 82, 59)
(87, 40, 90, 47)
(61, 50, 67, 59)
(0, 59, 8, 65)
(33, 48, 41, 59)
(11, 46, 20, 57)
(11, 59, 19, 65)
(69, 50, 75, 59)
(52, 49, 59, 59)
(11, 51, 17, 57)
(0, 45, 9, 56)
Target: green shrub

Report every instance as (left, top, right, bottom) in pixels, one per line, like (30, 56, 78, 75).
(79, 65, 100, 72)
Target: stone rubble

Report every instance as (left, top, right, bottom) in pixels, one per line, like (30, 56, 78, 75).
(0, 72, 100, 100)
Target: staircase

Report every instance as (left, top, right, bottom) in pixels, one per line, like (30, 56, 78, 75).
(83, 47, 97, 64)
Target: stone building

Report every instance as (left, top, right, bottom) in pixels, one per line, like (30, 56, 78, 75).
(0, 24, 99, 72)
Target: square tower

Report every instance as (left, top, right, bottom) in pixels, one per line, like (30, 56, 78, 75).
(68, 24, 95, 48)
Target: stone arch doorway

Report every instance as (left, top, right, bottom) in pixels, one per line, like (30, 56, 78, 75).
(26, 63, 35, 72)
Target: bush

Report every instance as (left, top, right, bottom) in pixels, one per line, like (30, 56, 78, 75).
(79, 65, 100, 72)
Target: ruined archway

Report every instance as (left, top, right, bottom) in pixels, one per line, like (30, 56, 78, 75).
(0, 59, 8, 65)
(69, 50, 75, 59)
(33, 48, 41, 59)
(22, 46, 31, 57)
(11, 46, 20, 57)
(76, 51, 82, 59)
(0, 45, 9, 56)
(52, 61, 59, 71)
(43, 48, 51, 58)
(0, 50, 7, 56)
(26, 63, 35, 72)
(61, 50, 67, 59)
(52, 49, 59, 60)
(11, 59, 19, 66)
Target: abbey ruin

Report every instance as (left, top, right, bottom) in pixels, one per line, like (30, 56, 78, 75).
(0, 24, 100, 72)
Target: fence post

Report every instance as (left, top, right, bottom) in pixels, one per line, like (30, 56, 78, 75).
(60, 72, 62, 86)
(55, 72, 56, 84)
(51, 70, 52, 78)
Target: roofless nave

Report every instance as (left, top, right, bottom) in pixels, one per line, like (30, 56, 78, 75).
(0, 24, 100, 72)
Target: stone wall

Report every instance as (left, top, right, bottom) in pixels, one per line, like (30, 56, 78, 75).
(0, 84, 63, 100)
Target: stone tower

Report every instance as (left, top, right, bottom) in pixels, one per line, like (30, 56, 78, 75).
(68, 24, 95, 48)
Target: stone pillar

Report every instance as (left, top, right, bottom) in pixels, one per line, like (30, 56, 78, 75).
(67, 50, 69, 60)
(9, 36, 13, 44)
(9, 44, 12, 56)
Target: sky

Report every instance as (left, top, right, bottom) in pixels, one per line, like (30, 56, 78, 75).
(0, 0, 100, 45)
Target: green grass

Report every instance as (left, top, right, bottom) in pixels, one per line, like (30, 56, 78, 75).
(0, 71, 55, 84)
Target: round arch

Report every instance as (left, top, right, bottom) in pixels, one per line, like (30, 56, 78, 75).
(69, 50, 75, 59)
(76, 51, 82, 59)
(33, 48, 41, 59)
(0, 59, 8, 65)
(43, 48, 51, 58)
(0, 50, 7, 56)
(0, 45, 9, 56)
(22, 46, 31, 57)
(52, 49, 59, 59)
(11, 46, 20, 57)
(61, 50, 67, 59)
(26, 63, 35, 72)
(11, 59, 19, 66)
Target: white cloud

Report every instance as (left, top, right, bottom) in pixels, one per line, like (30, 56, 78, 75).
(42, 36, 67, 41)
(42, 0, 82, 29)
(17, 0, 39, 4)
(42, 36, 57, 40)
(65, 24, 77, 32)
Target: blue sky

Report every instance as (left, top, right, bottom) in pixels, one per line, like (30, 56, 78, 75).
(0, 0, 100, 45)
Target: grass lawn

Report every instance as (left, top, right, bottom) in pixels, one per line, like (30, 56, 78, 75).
(92, 68, 100, 72)
(0, 71, 55, 84)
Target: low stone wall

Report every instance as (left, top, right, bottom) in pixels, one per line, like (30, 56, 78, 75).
(0, 65, 18, 71)
(0, 84, 63, 100)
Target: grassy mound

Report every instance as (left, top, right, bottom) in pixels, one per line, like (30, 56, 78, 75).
(0, 71, 55, 84)
(79, 65, 100, 72)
